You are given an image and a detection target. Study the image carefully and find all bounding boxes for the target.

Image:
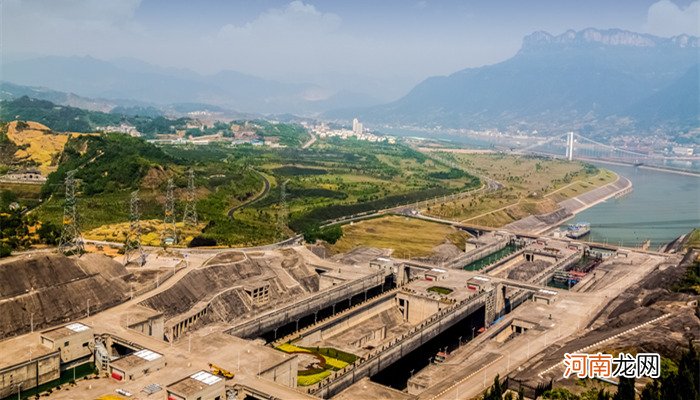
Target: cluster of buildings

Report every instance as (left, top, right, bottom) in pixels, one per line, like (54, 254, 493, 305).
(95, 123, 141, 137)
(0, 320, 235, 400)
(311, 118, 396, 144)
(0, 169, 46, 184)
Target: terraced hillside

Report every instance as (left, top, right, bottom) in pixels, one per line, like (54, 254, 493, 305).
(0, 253, 130, 339)
(139, 249, 320, 327)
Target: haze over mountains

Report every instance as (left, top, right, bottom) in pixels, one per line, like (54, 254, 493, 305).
(331, 28, 699, 136)
(1, 56, 381, 115)
(2, 28, 698, 137)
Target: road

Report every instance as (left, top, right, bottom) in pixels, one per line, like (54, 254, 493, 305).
(302, 132, 317, 149)
(227, 168, 271, 218)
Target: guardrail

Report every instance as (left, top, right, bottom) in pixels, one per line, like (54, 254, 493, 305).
(226, 271, 388, 338)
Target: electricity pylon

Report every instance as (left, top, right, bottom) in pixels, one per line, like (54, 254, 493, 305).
(58, 170, 84, 256)
(161, 178, 177, 245)
(182, 169, 197, 226)
(124, 190, 146, 266)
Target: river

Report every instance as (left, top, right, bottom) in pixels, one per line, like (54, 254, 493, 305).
(383, 128, 699, 248)
(566, 164, 699, 249)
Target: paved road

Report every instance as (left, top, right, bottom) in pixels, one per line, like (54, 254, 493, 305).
(227, 169, 270, 218)
(302, 132, 317, 149)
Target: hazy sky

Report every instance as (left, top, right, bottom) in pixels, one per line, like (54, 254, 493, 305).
(2, 0, 699, 99)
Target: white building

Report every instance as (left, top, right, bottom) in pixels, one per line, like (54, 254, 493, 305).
(672, 146, 694, 156)
(352, 118, 364, 136)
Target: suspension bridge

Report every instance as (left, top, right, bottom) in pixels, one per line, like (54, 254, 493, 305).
(516, 132, 700, 175)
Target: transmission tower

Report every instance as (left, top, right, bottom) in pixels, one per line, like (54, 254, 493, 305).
(124, 190, 146, 266)
(276, 179, 289, 240)
(182, 169, 198, 226)
(58, 170, 84, 256)
(161, 178, 177, 245)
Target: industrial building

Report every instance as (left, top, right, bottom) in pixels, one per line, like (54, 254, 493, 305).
(109, 348, 165, 382)
(40, 322, 94, 366)
(166, 370, 225, 400)
(0, 231, 684, 400)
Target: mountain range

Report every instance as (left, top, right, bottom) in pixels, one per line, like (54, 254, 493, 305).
(1, 28, 698, 137)
(0, 56, 380, 115)
(329, 28, 699, 136)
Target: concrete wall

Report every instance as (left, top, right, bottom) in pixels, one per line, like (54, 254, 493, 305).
(309, 292, 487, 398)
(227, 272, 387, 339)
(0, 351, 60, 398)
(455, 239, 509, 268)
(260, 356, 298, 388)
(296, 297, 395, 346)
(167, 381, 225, 400)
(170, 306, 210, 341)
(128, 315, 164, 340)
(319, 274, 347, 290)
(396, 293, 440, 325)
(41, 330, 94, 364)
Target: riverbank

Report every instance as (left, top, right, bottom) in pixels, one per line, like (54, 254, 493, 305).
(505, 172, 633, 235)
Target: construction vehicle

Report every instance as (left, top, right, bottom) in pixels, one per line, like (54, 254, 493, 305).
(209, 363, 235, 379)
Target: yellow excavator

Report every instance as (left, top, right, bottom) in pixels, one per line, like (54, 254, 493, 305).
(209, 363, 235, 379)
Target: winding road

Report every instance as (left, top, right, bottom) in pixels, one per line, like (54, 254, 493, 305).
(226, 168, 271, 218)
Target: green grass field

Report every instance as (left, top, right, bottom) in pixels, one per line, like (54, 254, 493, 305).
(422, 152, 616, 227)
(331, 215, 469, 257)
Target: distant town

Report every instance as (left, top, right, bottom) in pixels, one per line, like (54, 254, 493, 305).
(308, 118, 397, 144)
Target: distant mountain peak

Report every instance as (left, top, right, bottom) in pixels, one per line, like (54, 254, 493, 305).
(333, 26, 699, 136)
(522, 28, 699, 50)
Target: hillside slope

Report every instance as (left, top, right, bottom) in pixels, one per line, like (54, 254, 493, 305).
(0, 253, 130, 339)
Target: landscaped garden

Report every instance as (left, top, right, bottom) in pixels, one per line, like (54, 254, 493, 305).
(427, 286, 454, 295)
(275, 343, 358, 386)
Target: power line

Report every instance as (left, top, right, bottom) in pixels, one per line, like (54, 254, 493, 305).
(58, 170, 84, 256)
(124, 190, 145, 266)
(161, 178, 177, 246)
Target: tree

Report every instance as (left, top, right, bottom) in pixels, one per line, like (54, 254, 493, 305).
(640, 380, 660, 400)
(37, 221, 60, 245)
(302, 223, 343, 244)
(0, 243, 11, 258)
(675, 342, 699, 400)
(483, 374, 504, 400)
(613, 377, 636, 400)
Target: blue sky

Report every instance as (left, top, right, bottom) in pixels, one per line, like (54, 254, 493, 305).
(2, 0, 698, 99)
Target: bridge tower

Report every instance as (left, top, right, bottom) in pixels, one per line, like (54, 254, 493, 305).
(124, 190, 146, 266)
(161, 178, 177, 245)
(58, 170, 84, 256)
(566, 131, 574, 161)
(182, 169, 198, 226)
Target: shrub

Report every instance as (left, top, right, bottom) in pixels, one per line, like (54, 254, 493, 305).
(188, 236, 217, 247)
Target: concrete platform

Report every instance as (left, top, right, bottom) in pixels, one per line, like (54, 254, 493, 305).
(335, 377, 416, 400)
